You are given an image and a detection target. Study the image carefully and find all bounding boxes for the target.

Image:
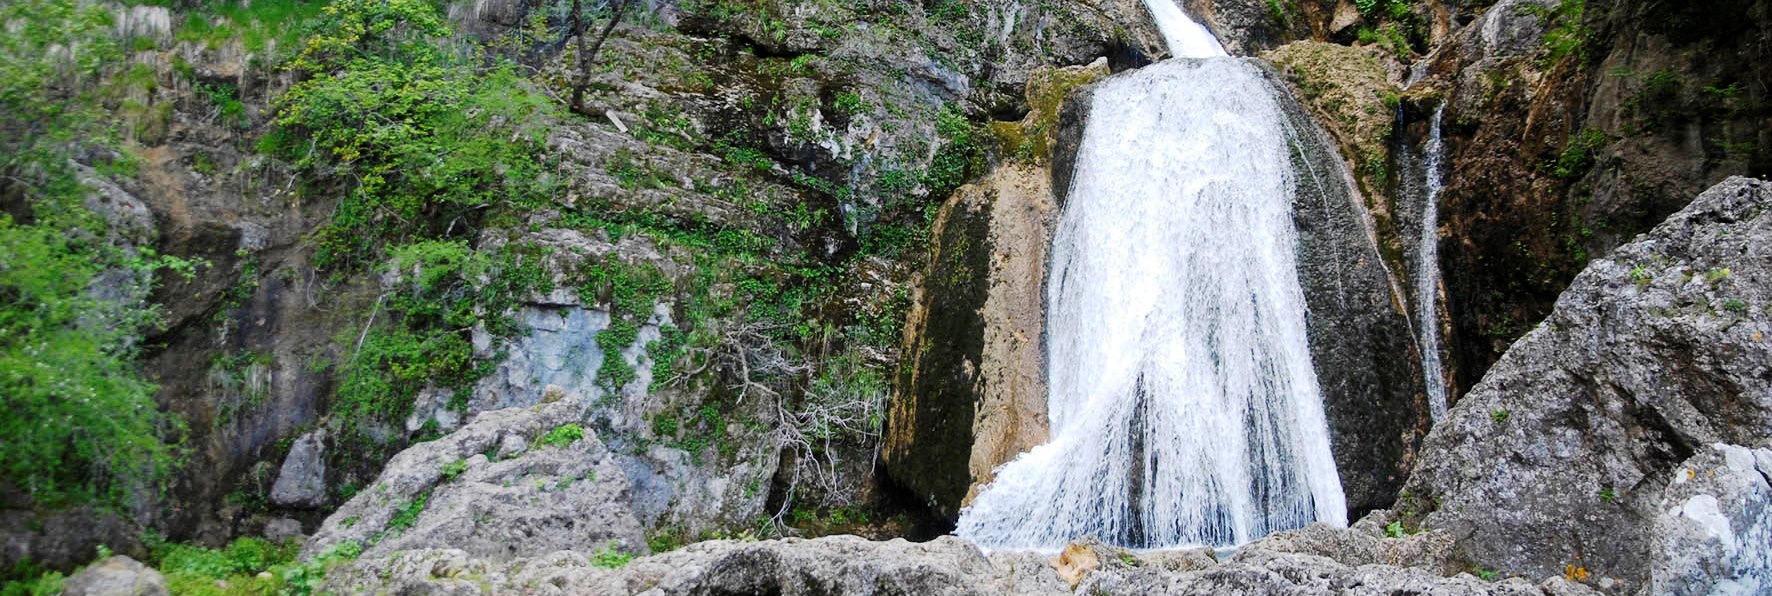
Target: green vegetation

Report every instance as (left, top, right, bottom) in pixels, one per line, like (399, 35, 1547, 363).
(1475, 567, 1500, 581)
(1491, 408, 1511, 424)
(386, 490, 431, 533)
(922, 108, 984, 199)
(0, 0, 202, 509)
(1385, 520, 1407, 538)
(114, 535, 363, 596)
(1551, 129, 1607, 179)
(1630, 264, 1653, 286)
(537, 423, 586, 448)
(1521, 0, 1592, 66)
(441, 458, 469, 480)
(590, 542, 633, 568)
(1352, 0, 1421, 58)
(270, 0, 557, 271)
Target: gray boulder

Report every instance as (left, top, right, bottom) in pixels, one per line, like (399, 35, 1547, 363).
(303, 398, 645, 561)
(1650, 444, 1772, 595)
(1402, 177, 1772, 585)
(270, 430, 327, 509)
(62, 555, 168, 596)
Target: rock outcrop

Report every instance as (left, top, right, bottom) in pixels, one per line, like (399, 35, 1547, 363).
(319, 516, 1598, 594)
(883, 162, 1061, 518)
(304, 398, 646, 561)
(1403, 177, 1772, 587)
(1426, 0, 1772, 396)
(1262, 55, 1428, 519)
(1651, 444, 1772, 595)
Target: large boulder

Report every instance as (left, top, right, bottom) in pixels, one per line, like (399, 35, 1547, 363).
(303, 398, 646, 561)
(1402, 177, 1772, 586)
(269, 430, 326, 509)
(1650, 444, 1772, 595)
(61, 555, 168, 596)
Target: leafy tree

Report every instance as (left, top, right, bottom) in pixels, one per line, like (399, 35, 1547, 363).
(0, 0, 184, 506)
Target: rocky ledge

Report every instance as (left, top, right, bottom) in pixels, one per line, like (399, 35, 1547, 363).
(320, 514, 1602, 595)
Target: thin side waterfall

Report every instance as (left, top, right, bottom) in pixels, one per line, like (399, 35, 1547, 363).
(954, 2, 1346, 550)
(1415, 106, 1449, 420)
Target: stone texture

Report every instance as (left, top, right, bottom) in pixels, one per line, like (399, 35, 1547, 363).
(322, 525, 1600, 594)
(1650, 444, 1772, 595)
(263, 518, 305, 543)
(303, 398, 646, 561)
(1403, 177, 1772, 585)
(0, 507, 146, 581)
(269, 430, 326, 509)
(62, 556, 168, 596)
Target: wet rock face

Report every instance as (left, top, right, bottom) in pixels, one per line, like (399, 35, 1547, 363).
(304, 398, 647, 561)
(1403, 177, 1772, 586)
(885, 60, 1107, 519)
(1651, 444, 1772, 595)
(1260, 57, 1428, 521)
(883, 174, 997, 521)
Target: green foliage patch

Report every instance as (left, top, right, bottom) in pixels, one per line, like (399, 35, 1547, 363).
(0, 0, 194, 508)
(270, 0, 557, 271)
(536, 423, 586, 448)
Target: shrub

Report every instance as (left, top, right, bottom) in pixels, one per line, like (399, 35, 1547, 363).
(537, 423, 585, 448)
(591, 542, 633, 568)
(0, 0, 187, 507)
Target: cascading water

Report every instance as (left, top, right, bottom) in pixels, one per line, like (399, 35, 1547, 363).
(954, 1, 1346, 550)
(1414, 106, 1450, 420)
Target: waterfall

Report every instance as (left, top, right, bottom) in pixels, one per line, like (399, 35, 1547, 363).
(1415, 106, 1449, 420)
(1142, 0, 1226, 58)
(954, 2, 1346, 551)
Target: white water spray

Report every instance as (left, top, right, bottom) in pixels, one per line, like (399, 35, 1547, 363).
(954, 4, 1345, 550)
(1416, 106, 1449, 420)
(1142, 0, 1227, 58)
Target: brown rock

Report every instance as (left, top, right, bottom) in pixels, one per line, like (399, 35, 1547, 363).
(1051, 542, 1101, 588)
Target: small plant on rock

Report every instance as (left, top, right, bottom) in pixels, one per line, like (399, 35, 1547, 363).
(591, 542, 633, 568)
(537, 423, 585, 448)
(440, 459, 468, 480)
